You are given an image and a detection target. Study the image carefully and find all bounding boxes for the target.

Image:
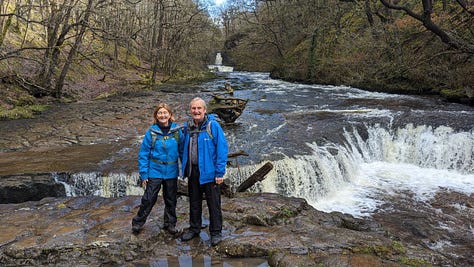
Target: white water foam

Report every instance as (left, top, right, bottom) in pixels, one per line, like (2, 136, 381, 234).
(54, 172, 142, 197)
(314, 161, 474, 217)
(226, 124, 474, 217)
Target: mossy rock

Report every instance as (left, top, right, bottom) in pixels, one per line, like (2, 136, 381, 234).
(440, 88, 467, 100)
(0, 104, 49, 120)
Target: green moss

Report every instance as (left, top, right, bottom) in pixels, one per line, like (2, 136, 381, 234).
(0, 104, 49, 120)
(399, 257, 431, 266)
(351, 240, 409, 257)
(13, 94, 36, 106)
(349, 241, 431, 266)
(95, 92, 116, 99)
(440, 88, 466, 99)
(391, 240, 407, 254)
(277, 206, 296, 218)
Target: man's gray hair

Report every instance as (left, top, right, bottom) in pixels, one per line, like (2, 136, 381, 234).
(190, 97, 207, 109)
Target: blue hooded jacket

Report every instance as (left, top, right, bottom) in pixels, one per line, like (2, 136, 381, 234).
(181, 114, 228, 184)
(138, 122, 183, 180)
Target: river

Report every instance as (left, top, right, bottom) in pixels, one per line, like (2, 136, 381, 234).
(1, 71, 473, 219)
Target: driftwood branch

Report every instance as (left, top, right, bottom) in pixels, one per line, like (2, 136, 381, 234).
(208, 94, 249, 123)
(1, 74, 49, 97)
(228, 150, 249, 158)
(211, 94, 248, 102)
(236, 162, 273, 192)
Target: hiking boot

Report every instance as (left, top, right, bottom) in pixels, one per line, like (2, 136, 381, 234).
(211, 234, 222, 246)
(180, 230, 199, 241)
(167, 225, 178, 235)
(132, 225, 141, 234)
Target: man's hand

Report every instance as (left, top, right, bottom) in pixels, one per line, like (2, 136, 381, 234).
(215, 177, 224, 184)
(142, 179, 148, 187)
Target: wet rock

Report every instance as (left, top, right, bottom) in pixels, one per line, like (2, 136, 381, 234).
(0, 173, 66, 203)
(373, 189, 474, 267)
(0, 193, 453, 266)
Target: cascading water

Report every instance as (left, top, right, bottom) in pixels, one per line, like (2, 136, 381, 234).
(215, 52, 223, 65)
(226, 123, 474, 217)
(48, 72, 473, 220)
(54, 172, 142, 198)
(207, 52, 233, 72)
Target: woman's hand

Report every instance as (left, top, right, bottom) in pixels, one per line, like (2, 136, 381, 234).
(215, 177, 224, 184)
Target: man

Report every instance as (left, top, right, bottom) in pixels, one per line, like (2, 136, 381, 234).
(180, 97, 228, 246)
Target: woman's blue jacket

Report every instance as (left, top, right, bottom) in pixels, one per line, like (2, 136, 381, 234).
(181, 114, 228, 184)
(138, 122, 183, 180)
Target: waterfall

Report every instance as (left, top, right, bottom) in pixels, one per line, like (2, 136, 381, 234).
(54, 124, 474, 218)
(54, 172, 143, 198)
(345, 124, 474, 172)
(207, 52, 233, 72)
(215, 53, 223, 65)
(226, 124, 474, 216)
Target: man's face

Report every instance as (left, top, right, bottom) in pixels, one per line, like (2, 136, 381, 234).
(190, 100, 206, 122)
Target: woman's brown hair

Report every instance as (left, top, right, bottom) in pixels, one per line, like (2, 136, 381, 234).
(152, 103, 175, 124)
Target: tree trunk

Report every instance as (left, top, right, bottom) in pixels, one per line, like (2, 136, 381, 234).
(236, 162, 273, 192)
(55, 0, 93, 98)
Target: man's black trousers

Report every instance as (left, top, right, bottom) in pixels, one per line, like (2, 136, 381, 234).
(188, 165, 222, 236)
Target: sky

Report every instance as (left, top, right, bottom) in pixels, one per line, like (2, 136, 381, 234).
(213, 0, 226, 5)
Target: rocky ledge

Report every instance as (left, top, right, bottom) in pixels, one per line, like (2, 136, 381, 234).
(1, 191, 472, 266)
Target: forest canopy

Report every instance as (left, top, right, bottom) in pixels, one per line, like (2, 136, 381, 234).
(218, 0, 473, 103)
(1, 0, 473, 119)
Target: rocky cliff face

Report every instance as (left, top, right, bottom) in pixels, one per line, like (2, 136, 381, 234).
(1, 192, 471, 266)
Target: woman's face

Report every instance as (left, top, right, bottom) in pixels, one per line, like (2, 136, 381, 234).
(156, 108, 171, 126)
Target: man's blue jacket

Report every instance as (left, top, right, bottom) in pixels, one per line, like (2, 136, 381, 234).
(181, 114, 228, 184)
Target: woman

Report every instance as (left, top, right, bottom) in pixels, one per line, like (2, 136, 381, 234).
(132, 103, 183, 234)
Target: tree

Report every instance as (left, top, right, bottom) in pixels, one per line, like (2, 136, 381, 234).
(37, 0, 77, 94)
(378, 0, 474, 54)
(55, 0, 95, 98)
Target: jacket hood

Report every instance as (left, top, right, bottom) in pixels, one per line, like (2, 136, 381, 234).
(150, 122, 181, 134)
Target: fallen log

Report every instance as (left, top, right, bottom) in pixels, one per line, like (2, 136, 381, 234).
(228, 150, 249, 158)
(208, 94, 248, 123)
(236, 162, 273, 192)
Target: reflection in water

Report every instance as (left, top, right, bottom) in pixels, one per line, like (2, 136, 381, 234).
(133, 255, 268, 267)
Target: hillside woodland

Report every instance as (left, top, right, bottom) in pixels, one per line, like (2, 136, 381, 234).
(221, 0, 474, 104)
(0, 0, 221, 119)
(1, 0, 473, 120)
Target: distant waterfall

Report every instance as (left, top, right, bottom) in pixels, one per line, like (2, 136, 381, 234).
(226, 124, 474, 212)
(207, 52, 233, 72)
(215, 53, 223, 65)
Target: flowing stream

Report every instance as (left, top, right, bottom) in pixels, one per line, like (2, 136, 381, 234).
(3, 72, 474, 219)
(221, 72, 474, 217)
